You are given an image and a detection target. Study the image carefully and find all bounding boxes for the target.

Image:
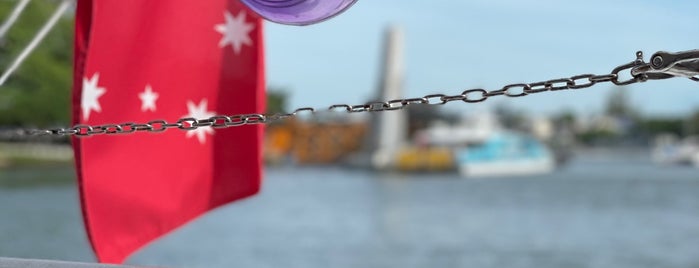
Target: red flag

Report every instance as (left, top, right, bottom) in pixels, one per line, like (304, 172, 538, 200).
(72, 0, 265, 263)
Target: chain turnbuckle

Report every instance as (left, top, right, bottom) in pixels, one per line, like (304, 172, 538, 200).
(627, 50, 699, 82)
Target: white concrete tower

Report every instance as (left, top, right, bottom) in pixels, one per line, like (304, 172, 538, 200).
(371, 25, 406, 169)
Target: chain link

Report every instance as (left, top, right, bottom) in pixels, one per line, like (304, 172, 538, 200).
(18, 48, 696, 139)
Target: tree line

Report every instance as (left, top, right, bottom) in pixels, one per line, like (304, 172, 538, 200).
(0, 1, 73, 128)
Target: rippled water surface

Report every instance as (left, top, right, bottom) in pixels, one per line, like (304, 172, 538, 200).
(1, 151, 698, 268)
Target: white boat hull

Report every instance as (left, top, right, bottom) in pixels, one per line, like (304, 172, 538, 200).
(459, 157, 554, 177)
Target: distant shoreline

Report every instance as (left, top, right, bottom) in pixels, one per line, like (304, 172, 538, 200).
(0, 142, 73, 168)
(0, 142, 74, 188)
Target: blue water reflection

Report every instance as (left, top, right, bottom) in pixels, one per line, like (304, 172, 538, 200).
(1, 150, 698, 268)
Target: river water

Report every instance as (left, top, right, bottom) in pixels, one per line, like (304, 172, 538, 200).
(1, 150, 699, 268)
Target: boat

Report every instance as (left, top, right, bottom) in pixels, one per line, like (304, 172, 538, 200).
(412, 114, 555, 177)
(652, 134, 699, 166)
(455, 132, 555, 177)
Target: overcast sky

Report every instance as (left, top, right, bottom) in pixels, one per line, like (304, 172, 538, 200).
(264, 0, 699, 117)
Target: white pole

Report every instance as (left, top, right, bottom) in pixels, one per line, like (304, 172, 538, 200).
(0, 0, 71, 87)
(0, 0, 31, 40)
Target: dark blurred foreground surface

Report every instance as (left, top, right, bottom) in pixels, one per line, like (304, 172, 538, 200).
(1, 149, 698, 268)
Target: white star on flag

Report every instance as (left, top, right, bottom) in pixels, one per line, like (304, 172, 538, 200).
(184, 99, 216, 144)
(214, 10, 254, 54)
(82, 73, 107, 121)
(139, 85, 159, 112)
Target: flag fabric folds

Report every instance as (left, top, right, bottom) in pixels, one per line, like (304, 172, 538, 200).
(72, 0, 265, 263)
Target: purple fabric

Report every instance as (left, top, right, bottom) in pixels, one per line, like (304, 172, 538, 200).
(240, 0, 358, 25)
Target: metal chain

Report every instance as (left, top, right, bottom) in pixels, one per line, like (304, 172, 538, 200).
(3, 73, 628, 138)
(2, 49, 697, 139)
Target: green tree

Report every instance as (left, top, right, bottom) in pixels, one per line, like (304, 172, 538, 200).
(637, 118, 684, 137)
(266, 87, 288, 114)
(494, 103, 528, 130)
(605, 87, 636, 118)
(0, 1, 73, 127)
(553, 110, 576, 126)
(684, 110, 699, 136)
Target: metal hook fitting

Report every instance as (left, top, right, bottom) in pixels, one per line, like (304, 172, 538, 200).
(631, 49, 699, 82)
